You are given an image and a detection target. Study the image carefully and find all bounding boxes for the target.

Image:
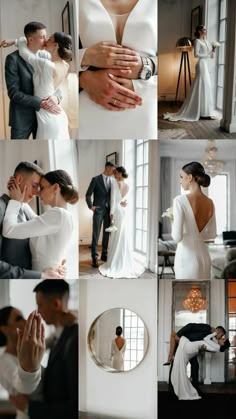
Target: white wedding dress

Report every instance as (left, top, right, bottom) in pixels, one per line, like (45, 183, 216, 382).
(16, 37, 70, 140)
(172, 194, 216, 279)
(79, 0, 157, 139)
(99, 180, 145, 278)
(110, 339, 126, 371)
(171, 334, 220, 400)
(3, 200, 73, 273)
(163, 39, 214, 121)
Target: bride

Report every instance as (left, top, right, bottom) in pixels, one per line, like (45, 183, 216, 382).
(110, 326, 126, 371)
(170, 332, 230, 400)
(2, 32, 72, 139)
(172, 162, 216, 279)
(3, 170, 79, 274)
(163, 25, 216, 122)
(99, 166, 145, 278)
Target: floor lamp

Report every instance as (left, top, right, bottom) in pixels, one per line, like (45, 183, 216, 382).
(175, 37, 192, 103)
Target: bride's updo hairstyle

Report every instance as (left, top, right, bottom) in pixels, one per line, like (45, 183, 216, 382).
(194, 25, 205, 38)
(182, 162, 211, 188)
(0, 306, 14, 347)
(116, 166, 128, 179)
(116, 326, 123, 336)
(54, 32, 73, 62)
(44, 170, 79, 204)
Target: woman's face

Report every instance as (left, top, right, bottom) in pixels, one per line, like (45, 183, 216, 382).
(46, 34, 56, 52)
(200, 26, 207, 36)
(180, 169, 191, 190)
(39, 178, 55, 205)
(114, 170, 122, 180)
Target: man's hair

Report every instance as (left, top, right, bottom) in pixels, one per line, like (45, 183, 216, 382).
(33, 280, 70, 303)
(216, 326, 226, 335)
(14, 161, 44, 177)
(220, 339, 230, 352)
(24, 22, 46, 37)
(105, 161, 116, 168)
(0, 306, 14, 347)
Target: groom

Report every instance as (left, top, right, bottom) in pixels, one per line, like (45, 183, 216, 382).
(86, 162, 116, 268)
(0, 161, 65, 279)
(4, 21, 62, 139)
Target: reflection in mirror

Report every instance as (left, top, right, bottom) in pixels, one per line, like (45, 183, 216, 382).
(88, 308, 149, 372)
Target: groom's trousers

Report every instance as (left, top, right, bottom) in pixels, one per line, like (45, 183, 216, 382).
(91, 206, 110, 259)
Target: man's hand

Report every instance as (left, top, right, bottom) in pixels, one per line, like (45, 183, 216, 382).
(17, 311, 45, 373)
(41, 259, 67, 280)
(80, 69, 142, 111)
(9, 394, 28, 413)
(82, 42, 140, 70)
(175, 335, 180, 343)
(41, 96, 61, 115)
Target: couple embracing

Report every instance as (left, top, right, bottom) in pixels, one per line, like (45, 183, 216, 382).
(0, 161, 78, 279)
(86, 161, 144, 278)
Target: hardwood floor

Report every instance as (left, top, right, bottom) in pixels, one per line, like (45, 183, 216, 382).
(158, 101, 236, 140)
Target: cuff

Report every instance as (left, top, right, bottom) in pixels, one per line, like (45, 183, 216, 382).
(79, 48, 90, 71)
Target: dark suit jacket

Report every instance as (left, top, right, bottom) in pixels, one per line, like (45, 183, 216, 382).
(177, 323, 212, 342)
(5, 50, 41, 130)
(0, 194, 40, 279)
(86, 174, 110, 210)
(28, 323, 78, 419)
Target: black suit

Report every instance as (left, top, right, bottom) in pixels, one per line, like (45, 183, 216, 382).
(86, 174, 111, 259)
(0, 194, 40, 279)
(5, 50, 41, 139)
(172, 323, 212, 386)
(28, 323, 78, 419)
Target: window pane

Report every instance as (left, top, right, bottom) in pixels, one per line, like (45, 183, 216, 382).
(136, 189, 143, 208)
(208, 174, 228, 234)
(218, 42, 225, 65)
(142, 231, 147, 253)
(135, 229, 142, 250)
(144, 141, 149, 164)
(219, 20, 226, 42)
(137, 144, 143, 165)
(136, 209, 142, 229)
(136, 166, 143, 186)
(220, 0, 227, 20)
(143, 187, 148, 209)
(216, 86, 223, 110)
(143, 164, 148, 186)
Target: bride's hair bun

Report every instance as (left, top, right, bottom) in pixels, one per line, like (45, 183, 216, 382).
(194, 24, 204, 38)
(182, 161, 211, 188)
(54, 32, 73, 62)
(44, 169, 79, 204)
(116, 166, 128, 179)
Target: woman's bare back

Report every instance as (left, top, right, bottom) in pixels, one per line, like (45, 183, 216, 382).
(100, 0, 139, 15)
(186, 193, 214, 232)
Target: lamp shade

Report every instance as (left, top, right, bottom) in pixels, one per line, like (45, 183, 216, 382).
(176, 37, 193, 50)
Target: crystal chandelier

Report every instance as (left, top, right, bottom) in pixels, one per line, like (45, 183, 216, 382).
(182, 285, 207, 313)
(201, 140, 224, 177)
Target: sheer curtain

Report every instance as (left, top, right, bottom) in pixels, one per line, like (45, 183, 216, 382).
(146, 141, 158, 273)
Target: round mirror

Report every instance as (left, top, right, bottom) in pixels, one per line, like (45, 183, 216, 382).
(87, 308, 149, 372)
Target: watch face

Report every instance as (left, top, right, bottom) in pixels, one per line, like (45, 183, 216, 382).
(141, 66, 152, 80)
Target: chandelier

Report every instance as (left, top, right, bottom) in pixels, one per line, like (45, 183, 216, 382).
(182, 285, 207, 313)
(201, 140, 224, 177)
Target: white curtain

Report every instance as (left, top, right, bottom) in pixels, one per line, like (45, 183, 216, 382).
(146, 140, 158, 273)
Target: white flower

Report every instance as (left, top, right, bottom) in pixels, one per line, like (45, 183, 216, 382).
(105, 218, 118, 233)
(211, 41, 221, 48)
(162, 207, 174, 223)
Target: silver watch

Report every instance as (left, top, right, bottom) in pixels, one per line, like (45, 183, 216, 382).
(139, 57, 152, 80)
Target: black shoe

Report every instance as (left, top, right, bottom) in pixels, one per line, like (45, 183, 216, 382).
(101, 255, 107, 262)
(163, 361, 171, 366)
(92, 258, 98, 268)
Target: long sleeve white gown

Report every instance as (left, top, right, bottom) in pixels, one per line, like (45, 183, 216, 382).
(171, 333, 220, 400)
(0, 353, 41, 419)
(163, 39, 214, 121)
(172, 194, 216, 279)
(16, 37, 70, 140)
(110, 339, 126, 371)
(99, 180, 145, 278)
(3, 200, 73, 273)
(79, 0, 157, 139)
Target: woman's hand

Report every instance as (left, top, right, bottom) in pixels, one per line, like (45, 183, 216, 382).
(108, 73, 134, 91)
(82, 42, 140, 69)
(8, 181, 26, 203)
(17, 311, 45, 373)
(0, 39, 15, 48)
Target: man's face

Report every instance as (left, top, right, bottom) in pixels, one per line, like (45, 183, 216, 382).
(106, 166, 115, 176)
(27, 29, 47, 51)
(15, 171, 41, 203)
(35, 291, 56, 325)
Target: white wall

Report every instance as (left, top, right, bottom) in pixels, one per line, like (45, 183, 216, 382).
(0, 0, 78, 138)
(79, 278, 157, 419)
(78, 140, 124, 245)
(0, 141, 79, 278)
(158, 279, 226, 383)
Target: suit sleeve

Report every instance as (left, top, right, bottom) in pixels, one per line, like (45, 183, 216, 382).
(85, 177, 96, 209)
(177, 323, 212, 338)
(28, 329, 78, 419)
(0, 260, 41, 279)
(5, 54, 42, 110)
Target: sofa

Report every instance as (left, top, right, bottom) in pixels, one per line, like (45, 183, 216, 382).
(212, 247, 236, 279)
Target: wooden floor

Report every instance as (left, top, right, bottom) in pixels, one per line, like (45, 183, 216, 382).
(158, 101, 236, 140)
(79, 244, 156, 280)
